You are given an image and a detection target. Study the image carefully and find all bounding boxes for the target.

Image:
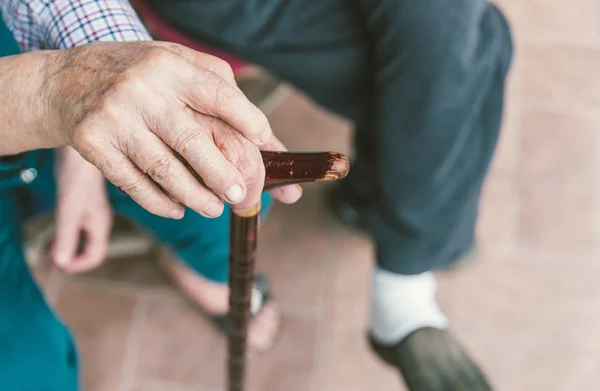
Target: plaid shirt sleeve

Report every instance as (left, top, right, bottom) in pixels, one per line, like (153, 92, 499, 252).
(0, 0, 151, 51)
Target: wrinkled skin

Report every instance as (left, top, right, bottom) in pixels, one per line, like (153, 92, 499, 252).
(39, 41, 301, 219)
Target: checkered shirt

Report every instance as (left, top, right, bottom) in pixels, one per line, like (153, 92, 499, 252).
(0, 0, 151, 51)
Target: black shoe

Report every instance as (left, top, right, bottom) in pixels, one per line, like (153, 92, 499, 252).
(370, 328, 492, 391)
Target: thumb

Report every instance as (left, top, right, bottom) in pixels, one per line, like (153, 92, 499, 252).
(52, 206, 81, 269)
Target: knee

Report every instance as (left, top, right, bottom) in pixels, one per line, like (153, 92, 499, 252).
(377, 1, 513, 76)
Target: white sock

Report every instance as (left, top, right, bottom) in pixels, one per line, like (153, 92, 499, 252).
(370, 268, 448, 345)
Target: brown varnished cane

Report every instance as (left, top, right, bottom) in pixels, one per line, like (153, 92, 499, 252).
(227, 151, 349, 391)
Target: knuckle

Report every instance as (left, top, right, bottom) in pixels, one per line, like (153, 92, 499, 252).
(208, 58, 235, 80)
(147, 45, 174, 64)
(213, 79, 236, 109)
(95, 96, 123, 120)
(172, 126, 206, 154)
(119, 174, 148, 196)
(145, 155, 174, 182)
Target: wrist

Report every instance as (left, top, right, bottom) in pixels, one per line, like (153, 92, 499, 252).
(37, 50, 71, 147)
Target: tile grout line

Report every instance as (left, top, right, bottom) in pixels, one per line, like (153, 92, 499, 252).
(118, 293, 150, 391)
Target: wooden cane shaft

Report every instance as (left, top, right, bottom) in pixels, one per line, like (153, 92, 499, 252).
(226, 151, 349, 391)
(228, 204, 260, 391)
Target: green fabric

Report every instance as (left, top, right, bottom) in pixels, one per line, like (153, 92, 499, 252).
(0, 11, 20, 57)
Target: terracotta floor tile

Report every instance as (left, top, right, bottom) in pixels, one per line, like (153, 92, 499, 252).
(436, 258, 600, 349)
(319, 233, 402, 391)
(320, 335, 403, 391)
(477, 172, 518, 257)
(522, 42, 600, 104)
(328, 232, 373, 323)
(257, 186, 336, 313)
(133, 293, 319, 391)
(508, 342, 600, 391)
(491, 102, 519, 174)
(518, 107, 597, 258)
(81, 253, 171, 289)
(132, 294, 226, 389)
(54, 285, 138, 391)
(498, 0, 597, 36)
(247, 315, 319, 391)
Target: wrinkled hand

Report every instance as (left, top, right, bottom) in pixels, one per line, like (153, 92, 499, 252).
(51, 147, 113, 274)
(41, 41, 301, 219)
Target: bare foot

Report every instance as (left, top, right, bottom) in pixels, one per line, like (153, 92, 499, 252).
(157, 248, 280, 353)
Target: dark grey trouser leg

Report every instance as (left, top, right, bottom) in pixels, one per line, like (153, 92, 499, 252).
(148, 0, 513, 274)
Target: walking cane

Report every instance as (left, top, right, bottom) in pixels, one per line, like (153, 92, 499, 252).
(227, 151, 349, 391)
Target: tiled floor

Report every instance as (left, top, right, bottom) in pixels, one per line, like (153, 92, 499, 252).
(32, 2, 600, 390)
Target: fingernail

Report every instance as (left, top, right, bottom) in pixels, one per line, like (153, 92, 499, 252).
(169, 208, 185, 219)
(204, 202, 224, 217)
(55, 252, 69, 267)
(225, 184, 244, 203)
(259, 128, 272, 144)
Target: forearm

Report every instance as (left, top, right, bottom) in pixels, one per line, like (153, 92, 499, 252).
(0, 50, 65, 156)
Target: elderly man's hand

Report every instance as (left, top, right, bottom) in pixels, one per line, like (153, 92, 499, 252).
(41, 41, 301, 219)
